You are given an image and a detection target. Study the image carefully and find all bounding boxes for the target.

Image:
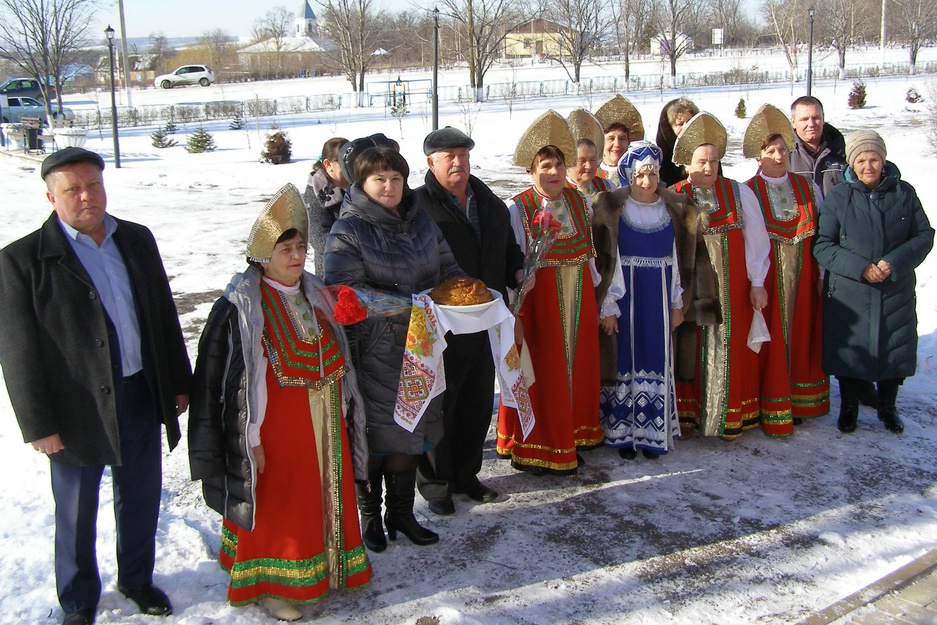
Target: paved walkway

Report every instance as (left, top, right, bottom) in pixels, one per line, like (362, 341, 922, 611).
(797, 548, 937, 625)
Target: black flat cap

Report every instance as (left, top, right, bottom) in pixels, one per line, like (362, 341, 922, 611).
(338, 133, 397, 184)
(40, 147, 105, 179)
(423, 127, 475, 156)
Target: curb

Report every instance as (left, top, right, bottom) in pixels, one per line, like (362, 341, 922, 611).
(795, 548, 937, 625)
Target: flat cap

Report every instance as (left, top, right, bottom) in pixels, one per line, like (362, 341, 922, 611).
(423, 127, 475, 155)
(40, 147, 105, 179)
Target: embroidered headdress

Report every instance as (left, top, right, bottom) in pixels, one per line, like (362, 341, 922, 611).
(593, 94, 645, 140)
(246, 183, 308, 262)
(618, 140, 663, 184)
(512, 110, 576, 168)
(672, 112, 727, 166)
(742, 104, 796, 158)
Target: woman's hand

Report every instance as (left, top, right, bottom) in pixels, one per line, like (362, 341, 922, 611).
(517, 269, 535, 295)
(863, 262, 891, 283)
(253, 445, 265, 474)
(670, 308, 685, 331)
(514, 315, 524, 346)
(750, 286, 768, 310)
(599, 316, 618, 336)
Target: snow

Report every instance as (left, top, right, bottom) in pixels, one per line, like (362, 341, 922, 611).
(2, 49, 937, 625)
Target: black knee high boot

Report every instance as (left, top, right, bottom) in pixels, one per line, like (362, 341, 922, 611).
(355, 470, 387, 552)
(837, 377, 860, 433)
(876, 379, 904, 434)
(383, 469, 439, 546)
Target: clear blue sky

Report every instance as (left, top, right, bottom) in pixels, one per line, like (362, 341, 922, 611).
(97, 0, 426, 40)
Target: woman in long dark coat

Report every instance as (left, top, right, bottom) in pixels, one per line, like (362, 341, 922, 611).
(813, 130, 933, 434)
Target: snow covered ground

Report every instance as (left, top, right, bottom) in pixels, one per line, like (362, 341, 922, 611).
(1, 50, 936, 625)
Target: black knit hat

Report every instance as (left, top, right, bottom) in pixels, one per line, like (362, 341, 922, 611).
(422, 127, 475, 156)
(40, 147, 105, 179)
(338, 133, 396, 184)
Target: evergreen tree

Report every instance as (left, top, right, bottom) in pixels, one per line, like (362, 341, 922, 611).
(164, 119, 178, 134)
(185, 126, 217, 153)
(261, 129, 292, 164)
(735, 98, 747, 119)
(151, 127, 178, 149)
(848, 82, 867, 109)
(229, 109, 245, 130)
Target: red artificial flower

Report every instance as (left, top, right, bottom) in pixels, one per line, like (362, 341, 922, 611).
(533, 209, 562, 236)
(333, 286, 367, 325)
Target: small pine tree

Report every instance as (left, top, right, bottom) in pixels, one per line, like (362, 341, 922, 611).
(906, 88, 923, 104)
(150, 127, 178, 149)
(848, 81, 867, 109)
(735, 98, 747, 119)
(185, 125, 217, 153)
(261, 129, 292, 164)
(229, 109, 245, 130)
(163, 119, 178, 134)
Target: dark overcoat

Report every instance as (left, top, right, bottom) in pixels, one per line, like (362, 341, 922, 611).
(324, 185, 462, 455)
(0, 213, 192, 466)
(813, 163, 933, 381)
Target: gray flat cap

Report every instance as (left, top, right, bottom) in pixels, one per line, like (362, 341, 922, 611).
(423, 127, 475, 156)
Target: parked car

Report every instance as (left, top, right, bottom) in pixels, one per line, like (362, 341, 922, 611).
(0, 78, 56, 101)
(0, 96, 74, 124)
(154, 65, 215, 89)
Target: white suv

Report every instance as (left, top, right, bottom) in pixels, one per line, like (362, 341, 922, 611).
(155, 65, 216, 89)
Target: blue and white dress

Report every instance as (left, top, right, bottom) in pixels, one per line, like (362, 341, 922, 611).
(599, 196, 681, 455)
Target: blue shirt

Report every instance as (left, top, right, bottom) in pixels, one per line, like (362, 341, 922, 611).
(59, 214, 143, 377)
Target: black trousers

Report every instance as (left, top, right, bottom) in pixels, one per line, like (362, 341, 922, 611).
(417, 331, 495, 500)
(51, 374, 162, 614)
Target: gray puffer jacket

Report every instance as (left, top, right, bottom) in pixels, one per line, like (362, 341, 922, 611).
(813, 162, 933, 381)
(324, 185, 463, 455)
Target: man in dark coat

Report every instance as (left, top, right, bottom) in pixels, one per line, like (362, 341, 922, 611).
(789, 95, 847, 199)
(413, 127, 525, 515)
(0, 148, 192, 625)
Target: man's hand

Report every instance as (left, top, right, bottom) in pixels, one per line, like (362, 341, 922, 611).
(750, 286, 768, 310)
(31, 433, 64, 455)
(175, 394, 189, 417)
(253, 445, 265, 474)
(599, 316, 618, 336)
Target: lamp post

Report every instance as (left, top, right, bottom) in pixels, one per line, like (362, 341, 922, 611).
(432, 6, 439, 131)
(105, 25, 121, 168)
(807, 7, 815, 96)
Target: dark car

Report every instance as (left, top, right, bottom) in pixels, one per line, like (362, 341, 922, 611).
(0, 78, 57, 101)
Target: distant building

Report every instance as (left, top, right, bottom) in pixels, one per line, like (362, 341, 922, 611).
(296, 0, 319, 37)
(95, 53, 159, 87)
(503, 19, 571, 58)
(652, 32, 693, 57)
(235, 0, 333, 78)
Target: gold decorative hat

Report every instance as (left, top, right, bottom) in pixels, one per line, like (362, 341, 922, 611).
(566, 108, 605, 150)
(672, 112, 727, 166)
(247, 183, 309, 261)
(742, 104, 797, 158)
(593, 95, 645, 140)
(513, 110, 576, 168)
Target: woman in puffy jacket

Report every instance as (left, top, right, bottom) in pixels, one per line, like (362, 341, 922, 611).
(188, 184, 371, 622)
(814, 130, 933, 435)
(324, 147, 462, 551)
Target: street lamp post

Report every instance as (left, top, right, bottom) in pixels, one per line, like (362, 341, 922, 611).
(432, 7, 439, 131)
(105, 25, 121, 168)
(807, 7, 815, 96)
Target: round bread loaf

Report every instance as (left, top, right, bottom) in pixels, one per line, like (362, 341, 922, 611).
(429, 277, 493, 306)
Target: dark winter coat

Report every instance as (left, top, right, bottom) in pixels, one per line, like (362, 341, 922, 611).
(324, 185, 463, 455)
(813, 162, 933, 381)
(303, 167, 345, 276)
(412, 171, 524, 299)
(593, 186, 721, 384)
(789, 123, 847, 198)
(187, 267, 369, 530)
(0, 214, 192, 466)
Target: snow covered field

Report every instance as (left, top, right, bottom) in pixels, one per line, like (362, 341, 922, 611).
(1, 50, 936, 625)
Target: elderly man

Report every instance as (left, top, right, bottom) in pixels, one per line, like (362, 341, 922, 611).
(414, 127, 524, 515)
(789, 96, 847, 199)
(0, 148, 192, 625)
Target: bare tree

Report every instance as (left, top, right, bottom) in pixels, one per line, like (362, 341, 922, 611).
(318, 0, 380, 106)
(610, 0, 651, 82)
(439, 0, 529, 102)
(0, 0, 95, 118)
(708, 0, 758, 46)
(763, 0, 806, 84)
(251, 6, 295, 77)
(148, 32, 175, 74)
(891, 0, 937, 73)
(197, 28, 232, 73)
(652, 0, 694, 88)
(545, 0, 611, 84)
(815, 0, 871, 79)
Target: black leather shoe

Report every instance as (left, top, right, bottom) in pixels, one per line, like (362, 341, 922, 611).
(63, 609, 95, 625)
(457, 478, 498, 503)
(427, 497, 455, 516)
(618, 447, 637, 460)
(641, 449, 660, 460)
(118, 583, 173, 616)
